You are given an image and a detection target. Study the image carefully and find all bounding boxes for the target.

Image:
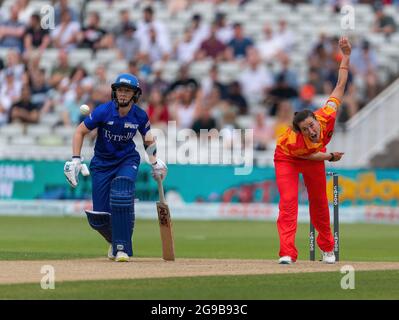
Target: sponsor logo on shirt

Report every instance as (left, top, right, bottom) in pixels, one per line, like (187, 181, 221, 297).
(124, 122, 139, 129)
(107, 121, 114, 125)
(104, 129, 135, 143)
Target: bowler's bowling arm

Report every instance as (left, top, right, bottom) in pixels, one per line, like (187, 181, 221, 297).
(72, 122, 90, 157)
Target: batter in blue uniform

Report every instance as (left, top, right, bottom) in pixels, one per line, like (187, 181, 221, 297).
(64, 73, 167, 262)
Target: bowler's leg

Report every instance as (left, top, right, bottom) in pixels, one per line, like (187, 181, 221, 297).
(275, 160, 300, 261)
(302, 162, 334, 253)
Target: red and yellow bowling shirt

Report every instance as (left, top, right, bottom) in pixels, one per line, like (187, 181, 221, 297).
(274, 97, 340, 161)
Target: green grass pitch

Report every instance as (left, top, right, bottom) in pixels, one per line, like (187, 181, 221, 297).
(0, 216, 398, 299)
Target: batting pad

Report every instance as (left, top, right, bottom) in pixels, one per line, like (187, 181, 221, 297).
(110, 176, 135, 256)
(85, 210, 112, 243)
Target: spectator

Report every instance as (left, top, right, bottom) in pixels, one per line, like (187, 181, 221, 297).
(140, 27, 172, 64)
(169, 86, 199, 129)
(225, 23, 254, 60)
(190, 13, 210, 49)
(196, 22, 227, 61)
(201, 64, 228, 101)
(136, 6, 171, 56)
(273, 100, 294, 140)
(350, 39, 378, 103)
(214, 12, 233, 44)
(168, 64, 198, 93)
(174, 27, 198, 64)
(0, 69, 22, 108)
(91, 64, 111, 106)
(62, 85, 87, 126)
(293, 84, 317, 112)
(275, 19, 295, 53)
(191, 107, 218, 134)
(148, 62, 169, 94)
(308, 67, 325, 94)
(23, 13, 51, 58)
(0, 5, 25, 53)
(54, 0, 79, 26)
(253, 112, 274, 151)
(147, 88, 170, 129)
(29, 68, 51, 110)
(373, 5, 397, 37)
(267, 73, 298, 116)
(239, 47, 274, 107)
(50, 50, 73, 88)
(226, 81, 249, 115)
(77, 12, 111, 50)
(116, 23, 140, 62)
(278, 55, 298, 89)
(10, 85, 39, 124)
(2, 50, 25, 81)
(256, 23, 284, 63)
(50, 10, 80, 50)
(17, 0, 34, 25)
(113, 9, 132, 35)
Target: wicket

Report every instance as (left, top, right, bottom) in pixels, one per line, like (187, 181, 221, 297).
(309, 172, 339, 261)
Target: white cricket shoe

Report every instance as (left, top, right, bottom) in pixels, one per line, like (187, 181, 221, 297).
(278, 256, 294, 264)
(322, 251, 336, 264)
(115, 251, 129, 262)
(108, 245, 115, 260)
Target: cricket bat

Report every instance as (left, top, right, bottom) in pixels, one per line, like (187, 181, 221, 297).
(156, 177, 175, 261)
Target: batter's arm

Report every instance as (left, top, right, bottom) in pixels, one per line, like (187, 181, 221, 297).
(72, 122, 91, 157)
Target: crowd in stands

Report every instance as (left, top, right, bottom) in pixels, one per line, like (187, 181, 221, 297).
(0, 0, 398, 151)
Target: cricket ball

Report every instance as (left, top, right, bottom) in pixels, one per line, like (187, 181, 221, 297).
(80, 104, 90, 115)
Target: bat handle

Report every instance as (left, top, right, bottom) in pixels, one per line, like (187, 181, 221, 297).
(156, 177, 166, 204)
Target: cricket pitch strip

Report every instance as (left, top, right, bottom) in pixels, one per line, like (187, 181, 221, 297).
(1, 258, 399, 284)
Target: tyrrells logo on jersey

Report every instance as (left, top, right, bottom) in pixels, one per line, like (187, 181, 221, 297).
(124, 122, 139, 129)
(104, 129, 135, 142)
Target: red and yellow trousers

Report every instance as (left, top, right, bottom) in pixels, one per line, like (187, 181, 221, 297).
(274, 158, 334, 261)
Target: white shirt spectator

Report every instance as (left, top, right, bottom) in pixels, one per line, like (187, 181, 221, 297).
(51, 21, 80, 50)
(140, 30, 172, 64)
(176, 102, 196, 129)
(192, 23, 210, 49)
(137, 20, 171, 54)
(216, 26, 234, 44)
(239, 65, 273, 106)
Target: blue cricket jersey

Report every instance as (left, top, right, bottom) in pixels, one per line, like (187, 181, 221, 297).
(84, 100, 150, 168)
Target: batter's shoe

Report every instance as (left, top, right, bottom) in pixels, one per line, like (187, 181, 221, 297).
(322, 251, 336, 264)
(279, 256, 294, 264)
(108, 245, 115, 260)
(115, 251, 129, 262)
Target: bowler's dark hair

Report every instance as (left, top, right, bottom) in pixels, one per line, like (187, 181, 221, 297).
(293, 109, 316, 132)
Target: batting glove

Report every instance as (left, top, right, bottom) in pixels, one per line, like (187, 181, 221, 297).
(64, 156, 90, 188)
(151, 158, 167, 181)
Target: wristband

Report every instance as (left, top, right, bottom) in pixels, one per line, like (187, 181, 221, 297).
(339, 67, 349, 71)
(328, 153, 335, 162)
(72, 156, 81, 159)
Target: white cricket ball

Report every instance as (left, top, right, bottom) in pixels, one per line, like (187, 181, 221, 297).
(80, 104, 90, 115)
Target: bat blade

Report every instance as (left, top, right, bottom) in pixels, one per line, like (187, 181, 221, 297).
(156, 201, 175, 261)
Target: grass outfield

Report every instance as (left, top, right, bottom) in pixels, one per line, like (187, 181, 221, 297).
(0, 271, 398, 300)
(0, 216, 398, 262)
(0, 216, 398, 300)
